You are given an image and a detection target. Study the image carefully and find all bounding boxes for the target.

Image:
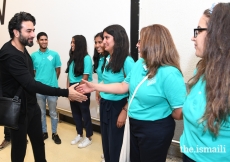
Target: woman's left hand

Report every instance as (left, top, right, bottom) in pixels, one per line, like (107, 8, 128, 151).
(117, 109, 127, 128)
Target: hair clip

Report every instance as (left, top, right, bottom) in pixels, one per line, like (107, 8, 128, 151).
(209, 2, 218, 14)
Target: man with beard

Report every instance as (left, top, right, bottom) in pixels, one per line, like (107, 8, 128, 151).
(0, 12, 87, 162)
(31, 32, 62, 144)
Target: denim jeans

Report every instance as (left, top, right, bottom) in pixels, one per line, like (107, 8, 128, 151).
(36, 93, 58, 133)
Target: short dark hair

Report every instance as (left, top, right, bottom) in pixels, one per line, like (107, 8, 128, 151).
(8, 12, 36, 38)
(37, 32, 48, 40)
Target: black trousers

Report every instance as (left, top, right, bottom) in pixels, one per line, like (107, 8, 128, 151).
(183, 154, 196, 162)
(130, 115, 175, 162)
(10, 104, 46, 162)
(100, 98, 127, 162)
(4, 127, 11, 141)
(70, 93, 93, 137)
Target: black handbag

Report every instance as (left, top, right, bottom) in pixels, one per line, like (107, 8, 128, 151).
(0, 72, 22, 130)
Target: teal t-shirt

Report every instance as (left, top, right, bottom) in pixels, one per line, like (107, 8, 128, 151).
(100, 55, 134, 101)
(31, 49, 61, 88)
(180, 77, 230, 161)
(95, 55, 104, 83)
(124, 58, 186, 121)
(68, 55, 93, 83)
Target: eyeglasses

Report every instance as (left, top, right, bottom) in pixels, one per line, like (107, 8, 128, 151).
(194, 28, 207, 38)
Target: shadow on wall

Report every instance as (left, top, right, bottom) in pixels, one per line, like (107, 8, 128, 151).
(174, 54, 200, 142)
(183, 54, 201, 83)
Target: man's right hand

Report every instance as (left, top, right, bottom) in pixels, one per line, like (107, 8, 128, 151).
(68, 83, 87, 102)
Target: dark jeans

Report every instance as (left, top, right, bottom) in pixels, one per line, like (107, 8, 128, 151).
(4, 127, 11, 141)
(183, 154, 196, 162)
(130, 115, 175, 162)
(69, 92, 93, 137)
(10, 104, 46, 162)
(100, 97, 127, 162)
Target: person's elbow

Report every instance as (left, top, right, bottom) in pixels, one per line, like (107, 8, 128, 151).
(120, 82, 129, 94)
(172, 108, 183, 120)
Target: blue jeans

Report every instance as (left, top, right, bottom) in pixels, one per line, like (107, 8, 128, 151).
(36, 94, 58, 133)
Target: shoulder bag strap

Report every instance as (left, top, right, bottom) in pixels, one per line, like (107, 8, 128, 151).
(122, 67, 126, 78)
(0, 69, 23, 99)
(127, 75, 148, 110)
(0, 70, 3, 97)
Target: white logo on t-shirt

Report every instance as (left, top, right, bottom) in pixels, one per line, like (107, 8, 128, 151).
(47, 55, 53, 61)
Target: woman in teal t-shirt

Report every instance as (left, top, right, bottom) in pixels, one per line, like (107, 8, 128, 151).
(92, 25, 134, 162)
(93, 32, 108, 104)
(180, 3, 230, 162)
(77, 24, 186, 162)
(92, 32, 109, 162)
(65, 35, 93, 149)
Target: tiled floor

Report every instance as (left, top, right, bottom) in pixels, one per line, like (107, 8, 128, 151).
(0, 117, 103, 162)
(0, 117, 182, 162)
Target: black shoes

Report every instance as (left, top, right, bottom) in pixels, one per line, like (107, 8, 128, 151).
(43, 132, 48, 140)
(52, 133, 61, 144)
(43, 132, 61, 144)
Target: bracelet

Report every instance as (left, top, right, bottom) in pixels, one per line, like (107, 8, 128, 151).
(122, 107, 127, 112)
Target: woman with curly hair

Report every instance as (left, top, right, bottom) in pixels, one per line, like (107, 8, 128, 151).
(180, 3, 230, 161)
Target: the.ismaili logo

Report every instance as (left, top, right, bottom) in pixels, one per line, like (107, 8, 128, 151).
(0, 0, 6, 25)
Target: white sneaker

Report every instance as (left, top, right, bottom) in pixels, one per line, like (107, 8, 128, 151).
(101, 154, 104, 159)
(101, 160, 105, 162)
(78, 137, 92, 148)
(71, 135, 82, 145)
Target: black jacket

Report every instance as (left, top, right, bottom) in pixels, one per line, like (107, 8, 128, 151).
(0, 40, 68, 123)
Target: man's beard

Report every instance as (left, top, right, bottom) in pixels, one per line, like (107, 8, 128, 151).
(19, 34, 34, 47)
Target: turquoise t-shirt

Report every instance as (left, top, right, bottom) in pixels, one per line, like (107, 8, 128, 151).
(124, 58, 186, 121)
(100, 55, 134, 101)
(31, 49, 61, 88)
(68, 55, 93, 83)
(180, 77, 230, 161)
(95, 55, 104, 83)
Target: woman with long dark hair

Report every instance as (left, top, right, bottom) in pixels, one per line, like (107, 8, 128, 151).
(180, 3, 230, 162)
(93, 25, 134, 162)
(93, 32, 108, 104)
(76, 24, 186, 162)
(93, 32, 109, 162)
(66, 35, 93, 148)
